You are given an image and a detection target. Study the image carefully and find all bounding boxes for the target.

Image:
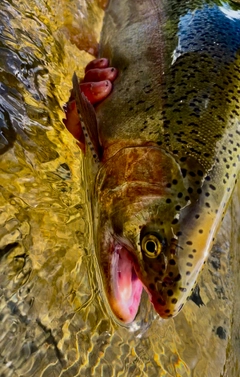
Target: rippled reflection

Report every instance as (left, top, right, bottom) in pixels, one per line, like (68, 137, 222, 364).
(0, 0, 239, 376)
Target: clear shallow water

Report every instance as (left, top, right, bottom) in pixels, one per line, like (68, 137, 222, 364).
(0, 0, 240, 376)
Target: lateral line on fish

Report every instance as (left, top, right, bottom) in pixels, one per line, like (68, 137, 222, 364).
(72, 72, 102, 162)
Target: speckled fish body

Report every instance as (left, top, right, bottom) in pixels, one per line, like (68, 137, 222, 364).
(93, 0, 240, 322)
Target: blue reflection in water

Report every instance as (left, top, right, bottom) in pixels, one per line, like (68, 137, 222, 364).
(172, 2, 240, 65)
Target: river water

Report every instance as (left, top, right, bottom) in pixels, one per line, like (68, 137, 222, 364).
(0, 0, 240, 376)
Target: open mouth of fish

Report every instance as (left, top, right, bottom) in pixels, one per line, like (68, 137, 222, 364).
(110, 240, 143, 323)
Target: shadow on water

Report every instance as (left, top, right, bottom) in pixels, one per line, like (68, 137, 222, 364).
(0, 0, 239, 376)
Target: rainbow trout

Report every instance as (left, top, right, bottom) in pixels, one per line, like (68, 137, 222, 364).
(74, 0, 240, 322)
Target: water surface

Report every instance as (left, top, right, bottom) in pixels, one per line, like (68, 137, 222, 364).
(0, 0, 239, 376)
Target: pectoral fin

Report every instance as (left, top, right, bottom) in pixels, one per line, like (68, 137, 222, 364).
(72, 72, 102, 161)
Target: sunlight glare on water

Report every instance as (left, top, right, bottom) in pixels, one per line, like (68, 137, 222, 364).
(0, 0, 239, 376)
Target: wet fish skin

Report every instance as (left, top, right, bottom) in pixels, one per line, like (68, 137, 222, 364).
(92, 0, 240, 320)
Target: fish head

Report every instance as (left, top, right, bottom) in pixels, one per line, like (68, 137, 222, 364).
(95, 146, 214, 322)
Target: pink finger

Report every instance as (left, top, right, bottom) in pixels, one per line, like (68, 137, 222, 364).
(83, 67, 118, 83)
(85, 58, 109, 72)
(80, 80, 112, 104)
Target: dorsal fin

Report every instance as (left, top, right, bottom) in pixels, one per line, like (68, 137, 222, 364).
(72, 72, 102, 161)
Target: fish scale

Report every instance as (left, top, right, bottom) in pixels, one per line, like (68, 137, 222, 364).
(80, 0, 240, 321)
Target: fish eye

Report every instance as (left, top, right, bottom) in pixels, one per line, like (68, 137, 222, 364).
(141, 234, 162, 258)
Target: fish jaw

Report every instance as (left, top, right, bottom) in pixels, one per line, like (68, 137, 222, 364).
(100, 232, 143, 323)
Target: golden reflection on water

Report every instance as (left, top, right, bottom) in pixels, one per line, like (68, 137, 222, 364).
(0, 0, 239, 376)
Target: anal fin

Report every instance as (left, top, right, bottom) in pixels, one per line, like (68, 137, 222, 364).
(72, 72, 102, 161)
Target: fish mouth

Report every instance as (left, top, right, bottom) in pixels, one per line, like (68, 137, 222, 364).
(109, 241, 143, 323)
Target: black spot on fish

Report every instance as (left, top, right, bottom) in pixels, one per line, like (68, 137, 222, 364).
(157, 297, 166, 306)
(149, 283, 155, 291)
(179, 287, 187, 292)
(174, 274, 181, 282)
(145, 105, 154, 112)
(180, 157, 187, 162)
(189, 171, 196, 177)
(181, 168, 187, 177)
